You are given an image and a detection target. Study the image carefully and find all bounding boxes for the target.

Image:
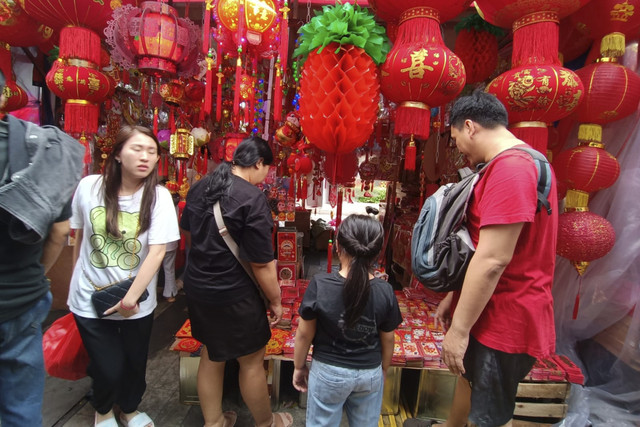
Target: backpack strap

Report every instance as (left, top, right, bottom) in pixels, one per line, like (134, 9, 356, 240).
(509, 146, 553, 215)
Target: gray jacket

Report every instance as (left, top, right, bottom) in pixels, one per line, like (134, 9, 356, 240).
(0, 115, 84, 244)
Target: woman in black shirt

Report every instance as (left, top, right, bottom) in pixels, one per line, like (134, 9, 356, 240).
(180, 137, 292, 427)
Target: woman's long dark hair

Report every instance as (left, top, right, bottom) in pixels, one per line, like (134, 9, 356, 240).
(337, 214, 384, 328)
(205, 136, 273, 204)
(101, 125, 159, 238)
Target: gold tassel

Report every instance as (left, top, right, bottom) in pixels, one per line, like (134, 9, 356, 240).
(577, 124, 603, 145)
(600, 32, 625, 59)
(572, 261, 590, 276)
(564, 189, 590, 211)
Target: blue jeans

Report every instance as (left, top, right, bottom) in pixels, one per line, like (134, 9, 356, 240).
(306, 359, 384, 427)
(0, 291, 52, 427)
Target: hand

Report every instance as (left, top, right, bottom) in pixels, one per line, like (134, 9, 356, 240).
(435, 295, 453, 331)
(103, 299, 140, 318)
(441, 326, 469, 376)
(292, 365, 309, 392)
(269, 300, 283, 328)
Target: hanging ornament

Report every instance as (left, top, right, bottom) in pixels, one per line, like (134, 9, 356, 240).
(454, 13, 504, 84)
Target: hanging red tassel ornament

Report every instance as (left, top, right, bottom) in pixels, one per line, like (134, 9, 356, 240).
(327, 239, 333, 273)
(204, 51, 215, 116)
(273, 59, 283, 123)
(153, 108, 158, 136)
(216, 64, 224, 122)
(300, 176, 308, 200)
(169, 108, 176, 134)
(405, 135, 417, 171)
(79, 133, 92, 169)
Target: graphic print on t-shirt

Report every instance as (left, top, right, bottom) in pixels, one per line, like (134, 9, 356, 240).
(336, 314, 378, 353)
(89, 207, 141, 270)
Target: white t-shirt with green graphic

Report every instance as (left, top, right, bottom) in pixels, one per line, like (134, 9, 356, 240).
(68, 174, 180, 319)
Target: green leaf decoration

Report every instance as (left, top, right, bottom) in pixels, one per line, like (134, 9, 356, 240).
(454, 12, 505, 37)
(293, 2, 391, 65)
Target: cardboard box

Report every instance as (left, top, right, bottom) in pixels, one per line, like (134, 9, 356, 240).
(277, 229, 298, 262)
(276, 261, 297, 281)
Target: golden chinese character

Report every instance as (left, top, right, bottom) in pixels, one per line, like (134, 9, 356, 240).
(400, 49, 434, 79)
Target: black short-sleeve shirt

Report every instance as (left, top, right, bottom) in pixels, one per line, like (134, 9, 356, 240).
(180, 174, 274, 305)
(299, 272, 403, 369)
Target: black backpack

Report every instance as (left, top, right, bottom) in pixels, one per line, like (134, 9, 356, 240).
(410, 146, 552, 293)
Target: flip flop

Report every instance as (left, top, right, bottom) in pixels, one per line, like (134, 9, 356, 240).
(403, 419, 435, 427)
(271, 412, 293, 427)
(223, 411, 238, 427)
(119, 411, 154, 427)
(95, 412, 118, 427)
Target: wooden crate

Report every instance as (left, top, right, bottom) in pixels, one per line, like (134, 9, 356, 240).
(513, 380, 570, 424)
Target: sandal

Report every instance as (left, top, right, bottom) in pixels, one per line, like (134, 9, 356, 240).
(119, 411, 154, 427)
(95, 412, 118, 427)
(271, 412, 293, 427)
(223, 411, 238, 427)
(403, 419, 435, 427)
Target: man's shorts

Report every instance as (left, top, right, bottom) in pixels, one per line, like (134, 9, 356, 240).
(463, 335, 536, 427)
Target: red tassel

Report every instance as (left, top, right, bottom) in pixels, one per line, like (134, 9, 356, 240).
(273, 62, 283, 123)
(202, 2, 212, 55)
(233, 3, 245, 120)
(65, 102, 99, 135)
(327, 239, 333, 273)
(204, 55, 214, 115)
(572, 276, 583, 320)
(178, 200, 186, 250)
(169, 108, 176, 134)
(79, 134, 91, 167)
(404, 136, 417, 171)
(300, 176, 308, 200)
(58, 27, 100, 64)
(289, 176, 296, 198)
(512, 17, 560, 67)
(510, 124, 548, 154)
(279, 1, 290, 78)
(395, 105, 430, 139)
(336, 189, 343, 230)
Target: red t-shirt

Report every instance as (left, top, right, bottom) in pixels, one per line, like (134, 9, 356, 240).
(458, 147, 558, 358)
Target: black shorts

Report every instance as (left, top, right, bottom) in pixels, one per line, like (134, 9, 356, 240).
(463, 335, 536, 427)
(187, 288, 271, 362)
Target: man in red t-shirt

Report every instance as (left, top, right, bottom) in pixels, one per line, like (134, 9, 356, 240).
(412, 91, 558, 427)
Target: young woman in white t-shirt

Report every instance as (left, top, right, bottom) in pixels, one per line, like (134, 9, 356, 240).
(68, 125, 180, 427)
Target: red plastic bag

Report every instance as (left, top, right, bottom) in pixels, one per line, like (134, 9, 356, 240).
(42, 313, 89, 380)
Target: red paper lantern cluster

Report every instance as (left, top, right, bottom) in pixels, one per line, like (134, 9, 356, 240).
(299, 43, 380, 155)
(454, 27, 499, 84)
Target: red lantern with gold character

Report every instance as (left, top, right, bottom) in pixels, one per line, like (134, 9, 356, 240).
(0, 42, 27, 113)
(216, 0, 277, 45)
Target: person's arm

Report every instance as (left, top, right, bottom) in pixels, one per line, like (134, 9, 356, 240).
(435, 292, 454, 331)
(292, 317, 316, 392)
(379, 330, 395, 379)
(103, 243, 167, 318)
(40, 220, 71, 274)
(441, 222, 523, 376)
(250, 260, 283, 327)
(71, 229, 83, 268)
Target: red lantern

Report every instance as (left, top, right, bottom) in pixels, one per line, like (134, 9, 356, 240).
(299, 43, 380, 154)
(159, 79, 185, 106)
(0, 0, 53, 47)
(238, 73, 254, 100)
(45, 59, 114, 134)
(568, 0, 640, 57)
(216, 0, 277, 45)
(557, 211, 616, 274)
(324, 151, 359, 186)
(574, 61, 640, 123)
(379, 7, 466, 139)
(184, 80, 206, 103)
(106, 2, 201, 77)
(369, 0, 470, 24)
(221, 132, 247, 162)
(1, 81, 27, 113)
(474, 0, 588, 29)
(553, 145, 620, 193)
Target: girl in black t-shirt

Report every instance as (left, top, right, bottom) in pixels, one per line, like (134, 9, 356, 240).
(180, 137, 293, 427)
(293, 214, 402, 426)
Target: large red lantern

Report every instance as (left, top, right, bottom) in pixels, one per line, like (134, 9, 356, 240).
(454, 26, 500, 84)
(299, 43, 380, 155)
(553, 145, 620, 193)
(475, 0, 587, 29)
(106, 2, 201, 77)
(369, 0, 469, 24)
(0, 0, 53, 47)
(0, 42, 27, 113)
(379, 6, 466, 141)
(216, 0, 277, 45)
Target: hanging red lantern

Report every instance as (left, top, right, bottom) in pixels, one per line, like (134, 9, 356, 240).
(221, 132, 247, 162)
(379, 6, 466, 140)
(0, 0, 53, 47)
(0, 42, 27, 113)
(369, 0, 470, 25)
(558, 16, 593, 64)
(106, 2, 201, 77)
(238, 73, 254, 100)
(184, 79, 206, 103)
(299, 42, 381, 154)
(324, 151, 359, 186)
(568, 0, 640, 58)
(557, 211, 616, 274)
(553, 145, 620, 193)
(216, 0, 277, 45)
(474, 0, 588, 29)
(159, 79, 185, 106)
